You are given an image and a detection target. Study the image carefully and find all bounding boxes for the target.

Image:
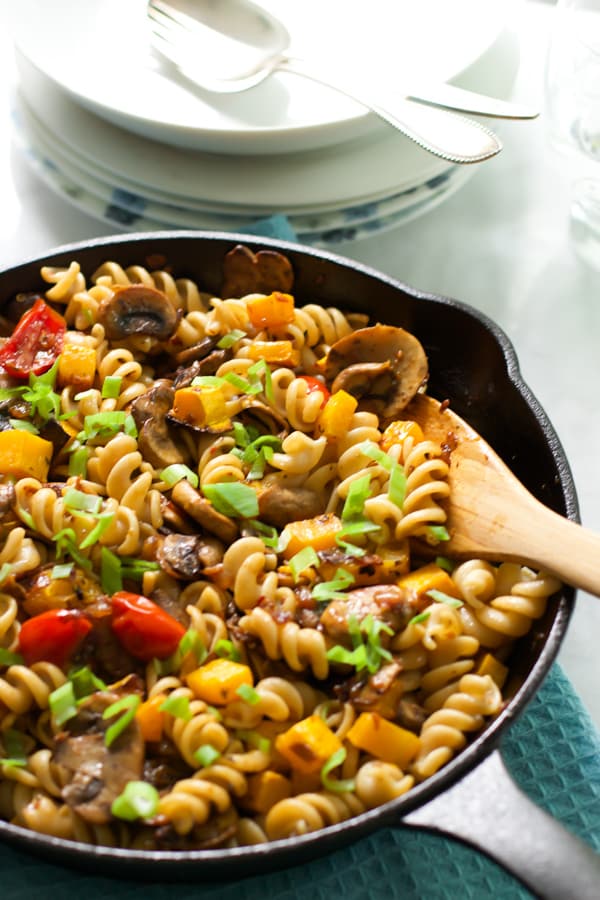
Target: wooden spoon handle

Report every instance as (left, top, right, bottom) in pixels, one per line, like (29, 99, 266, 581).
(509, 497, 600, 597)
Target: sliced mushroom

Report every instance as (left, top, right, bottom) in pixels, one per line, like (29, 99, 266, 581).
(256, 478, 322, 529)
(323, 325, 428, 421)
(238, 397, 289, 438)
(221, 245, 294, 298)
(320, 583, 417, 643)
(157, 533, 225, 580)
(97, 284, 178, 340)
(171, 479, 239, 544)
(53, 684, 144, 825)
(131, 380, 191, 468)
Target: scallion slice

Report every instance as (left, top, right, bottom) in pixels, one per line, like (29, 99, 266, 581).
(217, 329, 246, 349)
(103, 694, 140, 747)
(68, 445, 89, 478)
(64, 488, 102, 515)
(178, 628, 207, 664)
(111, 781, 159, 821)
(341, 474, 371, 521)
(388, 462, 407, 508)
(69, 665, 107, 699)
(202, 482, 259, 519)
(78, 511, 115, 550)
(235, 684, 261, 705)
(101, 547, 122, 595)
(0, 563, 12, 587)
(426, 589, 463, 608)
(160, 463, 199, 489)
(101, 375, 122, 399)
(159, 694, 192, 721)
(435, 555, 454, 573)
(9, 419, 38, 434)
(288, 546, 320, 582)
(427, 525, 450, 543)
(321, 747, 355, 793)
(49, 681, 78, 726)
(214, 639, 241, 662)
(236, 730, 270, 754)
(1, 728, 28, 767)
(51, 563, 74, 580)
(0, 648, 23, 667)
(312, 568, 355, 602)
(194, 744, 220, 767)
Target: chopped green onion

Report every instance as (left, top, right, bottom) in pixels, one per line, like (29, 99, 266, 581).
(78, 411, 128, 442)
(1, 728, 28, 767)
(159, 695, 192, 721)
(408, 610, 432, 626)
(73, 389, 97, 402)
(427, 525, 450, 543)
(190, 375, 226, 389)
(223, 372, 260, 395)
(120, 558, 160, 580)
(388, 462, 407, 508)
(0, 648, 23, 667)
(247, 359, 274, 403)
(194, 744, 220, 767)
(202, 482, 259, 519)
(9, 419, 39, 434)
(178, 628, 207, 664)
(288, 546, 320, 582)
(320, 747, 355, 793)
(51, 563, 74, 580)
(16, 507, 35, 531)
(160, 463, 199, 489)
(236, 730, 270, 754)
(235, 684, 261, 705)
(101, 375, 122, 399)
(312, 567, 355, 603)
(326, 614, 393, 675)
(78, 512, 115, 550)
(341, 474, 371, 521)
(214, 639, 241, 662)
(426, 589, 463, 608)
(101, 547, 122, 594)
(335, 519, 380, 556)
(124, 414, 138, 438)
(247, 519, 279, 549)
(68, 445, 89, 478)
(111, 781, 159, 821)
(69, 665, 107, 699)
(0, 563, 12, 587)
(49, 681, 78, 726)
(103, 694, 141, 747)
(217, 329, 246, 349)
(356, 440, 394, 471)
(206, 705, 222, 721)
(53, 528, 92, 571)
(64, 488, 102, 515)
(435, 556, 454, 573)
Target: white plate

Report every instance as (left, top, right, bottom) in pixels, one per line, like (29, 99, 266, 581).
(14, 94, 474, 237)
(12, 0, 511, 155)
(12, 97, 474, 247)
(14, 27, 519, 212)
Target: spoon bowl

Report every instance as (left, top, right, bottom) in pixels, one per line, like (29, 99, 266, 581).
(407, 392, 600, 597)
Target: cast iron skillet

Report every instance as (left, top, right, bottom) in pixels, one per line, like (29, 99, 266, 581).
(0, 232, 598, 898)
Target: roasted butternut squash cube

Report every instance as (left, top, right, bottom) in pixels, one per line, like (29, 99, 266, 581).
(0, 430, 53, 480)
(274, 714, 342, 774)
(347, 712, 420, 769)
(57, 342, 97, 390)
(186, 658, 254, 705)
(247, 291, 295, 329)
(396, 563, 461, 605)
(317, 390, 358, 439)
(281, 513, 342, 559)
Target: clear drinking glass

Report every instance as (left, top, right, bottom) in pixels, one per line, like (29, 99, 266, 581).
(545, 0, 600, 269)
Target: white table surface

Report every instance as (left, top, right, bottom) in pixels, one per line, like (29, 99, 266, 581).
(1, 0, 599, 730)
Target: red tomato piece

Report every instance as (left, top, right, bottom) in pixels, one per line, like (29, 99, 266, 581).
(111, 591, 186, 661)
(0, 298, 66, 379)
(297, 375, 330, 408)
(18, 608, 92, 668)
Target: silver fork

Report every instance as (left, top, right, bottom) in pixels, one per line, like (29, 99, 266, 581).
(146, 0, 506, 165)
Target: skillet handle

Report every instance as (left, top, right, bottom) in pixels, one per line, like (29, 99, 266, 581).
(400, 750, 600, 899)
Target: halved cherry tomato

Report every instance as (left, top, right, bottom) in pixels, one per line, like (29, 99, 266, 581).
(111, 591, 186, 661)
(297, 375, 330, 408)
(0, 298, 66, 379)
(18, 608, 92, 668)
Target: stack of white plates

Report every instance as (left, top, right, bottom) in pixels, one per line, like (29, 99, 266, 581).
(10, 0, 520, 246)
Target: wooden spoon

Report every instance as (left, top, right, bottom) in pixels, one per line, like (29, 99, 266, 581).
(405, 393, 600, 595)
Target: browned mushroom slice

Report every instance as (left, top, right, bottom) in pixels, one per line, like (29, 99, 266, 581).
(256, 478, 322, 529)
(131, 380, 191, 469)
(97, 284, 178, 340)
(323, 325, 428, 420)
(221, 245, 294, 298)
(171, 479, 239, 544)
(157, 533, 225, 580)
(238, 397, 289, 438)
(320, 584, 417, 643)
(53, 686, 144, 825)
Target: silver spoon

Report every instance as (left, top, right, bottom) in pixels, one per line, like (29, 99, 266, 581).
(147, 0, 507, 165)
